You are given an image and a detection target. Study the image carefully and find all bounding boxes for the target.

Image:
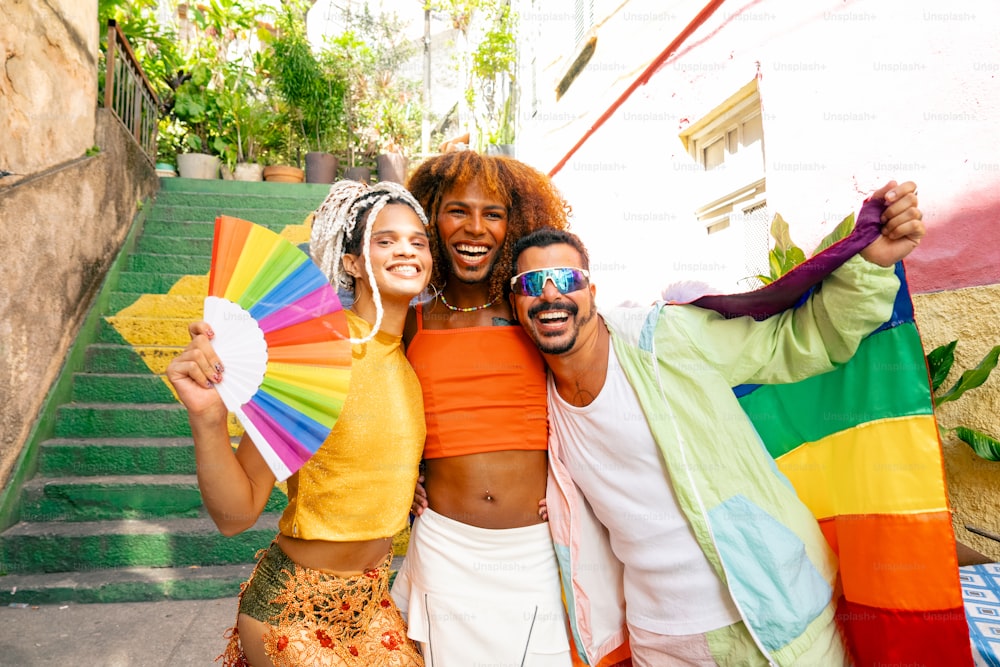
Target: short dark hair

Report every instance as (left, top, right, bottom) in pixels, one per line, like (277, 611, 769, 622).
(512, 227, 590, 271)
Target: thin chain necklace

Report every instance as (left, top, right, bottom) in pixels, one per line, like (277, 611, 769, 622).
(438, 287, 500, 312)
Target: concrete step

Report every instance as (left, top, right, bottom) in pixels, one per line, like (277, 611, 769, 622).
(135, 234, 211, 256)
(0, 562, 256, 605)
(106, 291, 204, 316)
(38, 438, 197, 477)
(97, 316, 191, 346)
(117, 271, 205, 294)
(71, 373, 175, 404)
(20, 475, 206, 522)
(83, 343, 178, 374)
(146, 205, 314, 226)
(54, 402, 191, 439)
(0, 514, 281, 573)
(158, 176, 330, 199)
(153, 189, 326, 211)
(19, 474, 287, 522)
(143, 218, 294, 239)
(127, 252, 209, 275)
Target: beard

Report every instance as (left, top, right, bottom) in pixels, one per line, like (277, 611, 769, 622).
(526, 296, 595, 355)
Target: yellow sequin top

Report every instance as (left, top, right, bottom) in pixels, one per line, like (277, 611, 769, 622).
(278, 311, 426, 541)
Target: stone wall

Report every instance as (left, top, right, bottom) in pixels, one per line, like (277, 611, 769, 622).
(914, 285, 1000, 561)
(0, 0, 158, 493)
(0, 0, 99, 177)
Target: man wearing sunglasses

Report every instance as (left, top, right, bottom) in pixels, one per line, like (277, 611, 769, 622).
(509, 182, 925, 667)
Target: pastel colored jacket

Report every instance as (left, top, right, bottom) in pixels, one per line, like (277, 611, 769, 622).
(546, 255, 899, 666)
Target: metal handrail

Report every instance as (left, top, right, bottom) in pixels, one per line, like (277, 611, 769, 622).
(103, 19, 159, 163)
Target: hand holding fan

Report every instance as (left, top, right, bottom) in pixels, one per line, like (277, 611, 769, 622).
(204, 215, 351, 481)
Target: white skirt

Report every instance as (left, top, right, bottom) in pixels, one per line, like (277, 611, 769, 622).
(391, 507, 573, 666)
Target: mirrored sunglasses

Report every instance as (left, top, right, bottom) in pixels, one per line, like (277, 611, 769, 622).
(510, 267, 591, 297)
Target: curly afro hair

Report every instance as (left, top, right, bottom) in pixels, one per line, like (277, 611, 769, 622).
(406, 151, 572, 302)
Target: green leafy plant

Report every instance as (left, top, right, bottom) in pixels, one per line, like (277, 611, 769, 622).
(322, 7, 422, 163)
(427, 0, 518, 150)
(927, 341, 1000, 461)
(755, 212, 853, 286)
(469, 1, 517, 148)
(171, 62, 226, 153)
(265, 6, 348, 156)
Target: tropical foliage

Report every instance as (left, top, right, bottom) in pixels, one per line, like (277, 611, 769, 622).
(98, 0, 425, 166)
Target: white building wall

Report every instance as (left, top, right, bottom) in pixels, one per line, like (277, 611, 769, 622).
(520, 0, 1000, 306)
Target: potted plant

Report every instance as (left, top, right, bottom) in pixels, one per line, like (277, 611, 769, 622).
(216, 54, 285, 182)
(323, 7, 420, 182)
(266, 6, 347, 183)
(170, 62, 224, 178)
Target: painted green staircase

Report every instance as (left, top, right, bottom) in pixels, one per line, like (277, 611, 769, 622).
(0, 177, 333, 604)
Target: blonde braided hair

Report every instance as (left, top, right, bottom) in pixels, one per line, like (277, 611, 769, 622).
(310, 180, 428, 344)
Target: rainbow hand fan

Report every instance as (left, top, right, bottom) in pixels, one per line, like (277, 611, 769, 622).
(204, 215, 351, 481)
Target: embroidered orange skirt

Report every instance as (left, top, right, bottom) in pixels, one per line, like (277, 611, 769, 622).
(222, 541, 422, 667)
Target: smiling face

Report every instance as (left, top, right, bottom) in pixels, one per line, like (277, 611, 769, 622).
(343, 203, 432, 304)
(434, 180, 509, 286)
(511, 243, 597, 356)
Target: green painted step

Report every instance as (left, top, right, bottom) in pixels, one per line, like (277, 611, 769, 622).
(54, 403, 191, 438)
(144, 218, 285, 238)
(72, 373, 175, 403)
(106, 290, 203, 313)
(117, 271, 204, 294)
(136, 234, 213, 256)
(84, 344, 177, 374)
(158, 176, 331, 197)
(38, 438, 196, 476)
(154, 190, 326, 211)
(127, 252, 209, 274)
(19, 475, 287, 522)
(96, 318, 190, 346)
(147, 205, 315, 226)
(0, 562, 255, 605)
(0, 514, 280, 573)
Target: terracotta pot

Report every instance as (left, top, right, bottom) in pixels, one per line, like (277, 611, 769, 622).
(263, 165, 305, 183)
(304, 151, 338, 184)
(376, 152, 408, 184)
(176, 153, 220, 179)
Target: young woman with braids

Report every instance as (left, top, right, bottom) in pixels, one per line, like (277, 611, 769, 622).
(166, 181, 432, 666)
(389, 151, 577, 666)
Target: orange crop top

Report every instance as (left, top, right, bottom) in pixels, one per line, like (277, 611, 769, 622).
(405, 304, 548, 459)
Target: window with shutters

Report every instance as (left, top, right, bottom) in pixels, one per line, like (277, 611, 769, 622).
(680, 80, 769, 287)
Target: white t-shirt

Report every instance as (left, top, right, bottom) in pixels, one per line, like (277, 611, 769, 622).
(547, 343, 741, 635)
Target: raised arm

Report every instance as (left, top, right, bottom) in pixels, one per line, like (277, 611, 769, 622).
(166, 321, 276, 536)
(665, 180, 925, 386)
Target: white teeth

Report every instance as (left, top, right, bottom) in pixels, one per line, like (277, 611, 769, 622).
(456, 243, 489, 255)
(390, 265, 418, 275)
(538, 312, 568, 321)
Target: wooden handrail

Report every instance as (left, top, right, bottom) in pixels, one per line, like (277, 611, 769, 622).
(103, 19, 159, 163)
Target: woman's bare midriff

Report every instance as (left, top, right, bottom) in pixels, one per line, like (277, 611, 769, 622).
(275, 534, 394, 575)
(423, 450, 549, 529)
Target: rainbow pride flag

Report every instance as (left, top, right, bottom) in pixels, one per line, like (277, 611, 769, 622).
(693, 200, 973, 666)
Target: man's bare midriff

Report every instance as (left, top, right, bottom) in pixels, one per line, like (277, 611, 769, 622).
(423, 450, 549, 529)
